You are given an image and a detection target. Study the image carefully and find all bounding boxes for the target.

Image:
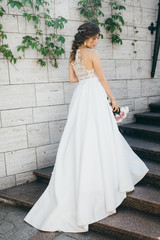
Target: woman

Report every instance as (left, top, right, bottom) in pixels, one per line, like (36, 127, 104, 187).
(24, 22, 149, 233)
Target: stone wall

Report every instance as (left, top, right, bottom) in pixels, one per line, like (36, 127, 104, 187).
(0, 0, 159, 189)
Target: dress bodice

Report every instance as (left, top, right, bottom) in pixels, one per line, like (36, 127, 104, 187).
(71, 49, 97, 81)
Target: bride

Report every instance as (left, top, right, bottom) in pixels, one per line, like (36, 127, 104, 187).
(24, 22, 149, 233)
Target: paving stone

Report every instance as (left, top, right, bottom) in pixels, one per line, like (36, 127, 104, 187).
(30, 231, 59, 240)
(0, 221, 15, 235)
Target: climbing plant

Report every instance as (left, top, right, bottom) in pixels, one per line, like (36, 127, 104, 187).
(0, 0, 67, 68)
(77, 0, 126, 44)
(0, 0, 17, 64)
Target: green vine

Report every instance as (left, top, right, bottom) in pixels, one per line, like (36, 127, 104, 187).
(0, 0, 17, 63)
(77, 0, 126, 44)
(0, 0, 67, 68)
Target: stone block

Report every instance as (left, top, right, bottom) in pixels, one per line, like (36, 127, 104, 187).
(1, 108, 33, 127)
(108, 80, 128, 99)
(5, 148, 37, 175)
(135, 97, 148, 110)
(55, 0, 69, 19)
(33, 105, 67, 123)
(48, 59, 68, 82)
(122, 5, 134, 25)
(133, 7, 142, 26)
(0, 176, 16, 190)
(148, 96, 160, 105)
(127, 26, 135, 39)
(141, 8, 156, 27)
(113, 40, 133, 59)
(128, 79, 141, 98)
(119, 25, 128, 39)
(49, 120, 66, 144)
(16, 171, 37, 185)
(0, 154, 6, 178)
(0, 126, 27, 153)
(0, 85, 36, 110)
(134, 27, 147, 41)
(0, 60, 9, 85)
(142, 79, 160, 97)
(134, 0, 141, 7)
(134, 41, 152, 60)
(36, 143, 59, 168)
(96, 39, 113, 59)
(115, 60, 132, 79)
(35, 83, 64, 106)
(0, 15, 18, 33)
(101, 60, 116, 80)
(131, 60, 151, 79)
(141, 0, 159, 10)
(27, 123, 50, 147)
(18, 16, 35, 34)
(9, 59, 48, 84)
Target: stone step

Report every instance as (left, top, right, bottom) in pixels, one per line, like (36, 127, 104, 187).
(0, 160, 159, 215)
(141, 159, 160, 187)
(122, 183, 160, 215)
(123, 135, 160, 162)
(33, 165, 54, 183)
(134, 112, 160, 126)
(0, 177, 159, 220)
(0, 181, 47, 209)
(0, 183, 159, 240)
(149, 102, 160, 113)
(118, 123, 160, 142)
(33, 158, 160, 187)
(90, 207, 160, 240)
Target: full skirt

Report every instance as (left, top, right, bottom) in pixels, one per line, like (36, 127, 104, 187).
(24, 77, 149, 232)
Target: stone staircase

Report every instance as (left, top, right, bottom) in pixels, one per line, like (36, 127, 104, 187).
(0, 102, 160, 240)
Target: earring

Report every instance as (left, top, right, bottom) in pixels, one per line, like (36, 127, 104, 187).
(84, 41, 86, 46)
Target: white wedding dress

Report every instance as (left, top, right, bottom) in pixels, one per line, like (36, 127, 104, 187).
(24, 48, 149, 233)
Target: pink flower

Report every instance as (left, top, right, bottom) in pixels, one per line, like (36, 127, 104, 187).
(106, 97, 129, 123)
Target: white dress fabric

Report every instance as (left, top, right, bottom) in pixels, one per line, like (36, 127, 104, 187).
(24, 48, 149, 233)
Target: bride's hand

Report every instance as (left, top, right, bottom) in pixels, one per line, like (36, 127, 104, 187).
(111, 99, 119, 112)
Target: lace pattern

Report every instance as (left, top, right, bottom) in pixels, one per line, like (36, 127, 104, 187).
(71, 49, 97, 81)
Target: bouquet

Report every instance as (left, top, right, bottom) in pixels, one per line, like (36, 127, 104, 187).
(107, 97, 129, 123)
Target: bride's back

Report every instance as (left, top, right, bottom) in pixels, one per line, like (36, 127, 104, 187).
(71, 48, 98, 81)
(77, 47, 94, 70)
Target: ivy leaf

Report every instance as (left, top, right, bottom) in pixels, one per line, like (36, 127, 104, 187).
(9, 1, 16, 8)
(36, 0, 42, 6)
(27, 14, 31, 21)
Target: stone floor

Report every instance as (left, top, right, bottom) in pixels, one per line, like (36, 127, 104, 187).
(0, 202, 117, 240)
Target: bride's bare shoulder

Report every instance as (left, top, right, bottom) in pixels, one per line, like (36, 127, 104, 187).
(89, 48, 99, 59)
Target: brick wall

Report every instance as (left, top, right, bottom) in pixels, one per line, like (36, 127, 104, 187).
(0, 0, 159, 189)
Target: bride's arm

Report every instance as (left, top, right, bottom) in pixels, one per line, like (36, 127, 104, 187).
(91, 50, 116, 102)
(68, 60, 79, 83)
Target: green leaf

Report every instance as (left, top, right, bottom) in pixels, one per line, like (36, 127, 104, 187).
(9, 1, 16, 8)
(36, 0, 42, 6)
(27, 14, 31, 21)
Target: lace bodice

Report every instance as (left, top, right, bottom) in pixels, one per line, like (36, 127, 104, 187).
(71, 49, 97, 81)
